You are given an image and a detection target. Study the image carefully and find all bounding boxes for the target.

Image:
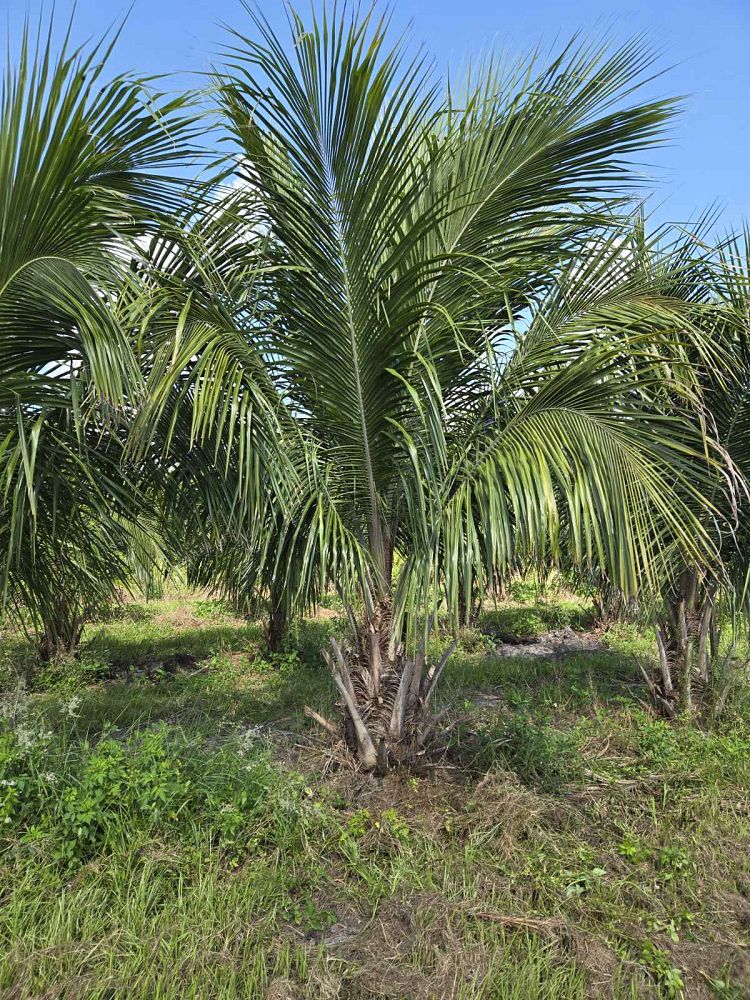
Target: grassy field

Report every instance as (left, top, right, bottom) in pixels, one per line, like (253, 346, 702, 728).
(1, 590, 749, 999)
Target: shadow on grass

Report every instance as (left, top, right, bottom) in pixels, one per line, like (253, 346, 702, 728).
(27, 607, 352, 738)
(66, 638, 645, 746)
(53, 657, 337, 738)
(97, 602, 159, 624)
(291, 617, 348, 666)
(442, 648, 645, 708)
(85, 622, 265, 665)
(28, 595, 653, 791)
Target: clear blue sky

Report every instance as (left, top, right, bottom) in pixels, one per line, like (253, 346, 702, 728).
(4, 0, 749, 231)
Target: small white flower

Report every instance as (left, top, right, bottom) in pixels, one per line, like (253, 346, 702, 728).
(0, 681, 31, 724)
(62, 695, 82, 719)
(14, 724, 53, 751)
(237, 726, 263, 756)
(15, 725, 35, 751)
(277, 793, 298, 814)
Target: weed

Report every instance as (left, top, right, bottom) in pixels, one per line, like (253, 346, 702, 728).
(640, 940, 685, 997)
(31, 654, 110, 693)
(193, 598, 237, 619)
(467, 713, 584, 791)
(618, 833, 651, 864)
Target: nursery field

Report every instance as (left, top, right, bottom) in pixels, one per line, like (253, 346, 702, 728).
(4, 3, 750, 998)
(1, 589, 749, 999)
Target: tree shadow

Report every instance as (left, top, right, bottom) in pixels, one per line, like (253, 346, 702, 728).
(98, 603, 158, 624)
(85, 622, 264, 664)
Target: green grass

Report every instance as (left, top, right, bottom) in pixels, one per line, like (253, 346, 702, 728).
(1, 591, 749, 998)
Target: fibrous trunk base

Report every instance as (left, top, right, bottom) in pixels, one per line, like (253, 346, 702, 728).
(306, 606, 455, 772)
(266, 602, 287, 653)
(644, 569, 717, 718)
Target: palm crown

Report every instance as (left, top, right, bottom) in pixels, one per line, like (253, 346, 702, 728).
(154, 11, 715, 610)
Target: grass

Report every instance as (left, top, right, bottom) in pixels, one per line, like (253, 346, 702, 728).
(1, 590, 749, 998)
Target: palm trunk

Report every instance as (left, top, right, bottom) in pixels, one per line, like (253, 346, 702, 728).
(265, 599, 287, 653)
(310, 611, 455, 772)
(458, 579, 480, 628)
(647, 569, 717, 718)
(38, 606, 84, 661)
(305, 524, 457, 770)
(594, 585, 630, 626)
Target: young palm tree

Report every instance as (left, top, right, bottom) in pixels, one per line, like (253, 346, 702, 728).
(565, 219, 749, 719)
(141, 6, 724, 768)
(647, 228, 750, 717)
(0, 22, 197, 657)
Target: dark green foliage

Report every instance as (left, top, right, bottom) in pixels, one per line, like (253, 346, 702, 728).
(481, 714, 585, 791)
(0, 722, 329, 866)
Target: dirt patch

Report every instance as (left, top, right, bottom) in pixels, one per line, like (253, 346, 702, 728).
(297, 761, 573, 859)
(653, 889, 750, 995)
(668, 937, 750, 999)
(105, 651, 202, 683)
(267, 969, 343, 1000)
(326, 894, 491, 999)
(488, 626, 606, 660)
(310, 606, 344, 622)
(716, 889, 750, 932)
(267, 977, 302, 1000)
(302, 892, 638, 1000)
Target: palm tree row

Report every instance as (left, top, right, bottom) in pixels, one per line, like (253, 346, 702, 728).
(2, 7, 748, 767)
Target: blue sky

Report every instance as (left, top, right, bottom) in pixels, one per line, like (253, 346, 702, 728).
(4, 0, 749, 231)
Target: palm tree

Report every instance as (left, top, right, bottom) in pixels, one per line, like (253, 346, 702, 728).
(646, 228, 750, 718)
(141, 5, 724, 769)
(0, 21, 197, 657)
(564, 219, 749, 719)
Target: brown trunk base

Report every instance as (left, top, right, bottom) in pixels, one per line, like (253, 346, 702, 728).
(38, 626, 83, 663)
(643, 570, 717, 719)
(306, 615, 456, 771)
(265, 603, 287, 653)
